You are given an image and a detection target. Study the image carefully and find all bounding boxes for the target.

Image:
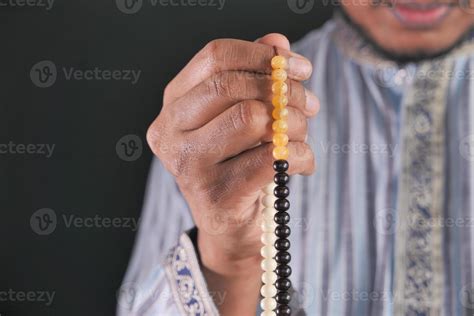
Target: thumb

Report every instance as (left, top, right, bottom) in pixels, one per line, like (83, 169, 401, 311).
(255, 33, 290, 51)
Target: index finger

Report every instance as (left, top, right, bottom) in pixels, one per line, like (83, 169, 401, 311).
(164, 38, 313, 104)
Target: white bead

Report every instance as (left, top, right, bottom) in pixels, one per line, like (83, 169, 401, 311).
(263, 183, 275, 195)
(261, 271, 277, 284)
(260, 284, 277, 298)
(260, 245, 277, 258)
(261, 232, 277, 245)
(260, 297, 277, 311)
(261, 219, 276, 232)
(261, 311, 276, 316)
(262, 207, 276, 220)
(261, 258, 277, 271)
(262, 195, 276, 208)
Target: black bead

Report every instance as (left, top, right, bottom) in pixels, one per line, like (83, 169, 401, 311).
(274, 212, 290, 225)
(274, 185, 290, 198)
(273, 160, 289, 172)
(276, 265, 292, 278)
(274, 172, 289, 185)
(275, 225, 291, 238)
(275, 251, 291, 264)
(275, 238, 290, 251)
(274, 198, 290, 211)
(275, 278, 291, 291)
(276, 305, 291, 315)
(276, 291, 291, 305)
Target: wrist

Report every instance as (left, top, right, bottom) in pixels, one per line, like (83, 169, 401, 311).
(197, 229, 262, 316)
(197, 228, 261, 276)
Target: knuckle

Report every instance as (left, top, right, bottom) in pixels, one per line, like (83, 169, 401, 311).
(289, 80, 304, 107)
(208, 71, 245, 100)
(146, 121, 163, 157)
(151, 133, 195, 178)
(204, 39, 225, 63)
(209, 72, 234, 99)
(295, 110, 308, 134)
(231, 100, 260, 133)
(293, 142, 312, 160)
(289, 142, 316, 174)
(163, 83, 172, 102)
(166, 149, 190, 178)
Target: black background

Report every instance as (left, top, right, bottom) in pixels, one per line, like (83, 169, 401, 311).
(1, 1, 332, 315)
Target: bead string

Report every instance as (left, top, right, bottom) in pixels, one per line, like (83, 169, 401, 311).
(260, 54, 292, 316)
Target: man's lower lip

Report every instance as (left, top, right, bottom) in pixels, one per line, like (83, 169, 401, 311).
(391, 4, 451, 27)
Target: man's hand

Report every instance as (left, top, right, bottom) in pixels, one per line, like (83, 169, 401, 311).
(147, 33, 319, 315)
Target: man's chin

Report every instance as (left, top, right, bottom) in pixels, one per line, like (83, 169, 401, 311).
(338, 7, 474, 64)
(372, 41, 469, 64)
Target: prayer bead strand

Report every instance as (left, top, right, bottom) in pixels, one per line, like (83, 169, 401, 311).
(260, 55, 292, 316)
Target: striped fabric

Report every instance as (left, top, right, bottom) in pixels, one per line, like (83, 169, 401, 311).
(118, 16, 474, 316)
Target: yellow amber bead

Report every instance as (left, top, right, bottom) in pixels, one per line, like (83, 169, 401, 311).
(272, 120, 288, 133)
(271, 56, 287, 70)
(273, 133, 289, 147)
(273, 146, 289, 160)
(272, 81, 288, 95)
(272, 69, 287, 81)
(272, 95, 288, 108)
(272, 107, 289, 120)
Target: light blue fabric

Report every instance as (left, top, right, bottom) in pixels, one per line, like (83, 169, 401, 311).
(119, 16, 474, 315)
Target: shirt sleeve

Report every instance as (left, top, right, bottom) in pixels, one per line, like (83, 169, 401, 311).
(117, 229, 220, 316)
(117, 158, 218, 315)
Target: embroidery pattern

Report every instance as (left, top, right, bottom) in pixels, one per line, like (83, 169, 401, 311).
(393, 61, 450, 315)
(166, 242, 208, 316)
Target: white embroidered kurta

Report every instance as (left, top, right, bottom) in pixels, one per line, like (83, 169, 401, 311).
(118, 15, 474, 316)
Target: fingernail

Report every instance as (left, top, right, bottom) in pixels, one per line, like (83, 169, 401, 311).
(288, 56, 312, 80)
(305, 90, 320, 113)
